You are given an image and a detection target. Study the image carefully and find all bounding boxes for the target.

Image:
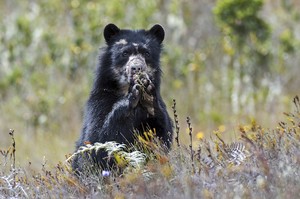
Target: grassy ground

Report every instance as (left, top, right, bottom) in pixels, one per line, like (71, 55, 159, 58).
(1, 96, 299, 198)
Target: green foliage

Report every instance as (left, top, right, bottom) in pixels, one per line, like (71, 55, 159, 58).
(279, 29, 298, 53)
(0, 68, 23, 94)
(213, 0, 275, 111)
(214, 0, 271, 71)
(214, 0, 270, 44)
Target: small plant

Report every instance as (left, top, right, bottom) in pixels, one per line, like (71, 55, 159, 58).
(67, 141, 146, 173)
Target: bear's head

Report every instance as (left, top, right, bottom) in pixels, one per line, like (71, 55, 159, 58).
(97, 24, 165, 95)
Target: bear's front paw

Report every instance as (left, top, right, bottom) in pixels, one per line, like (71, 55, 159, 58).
(134, 72, 155, 94)
(133, 72, 155, 116)
(129, 84, 142, 108)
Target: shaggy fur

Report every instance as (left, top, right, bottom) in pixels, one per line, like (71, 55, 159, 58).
(72, 24, 173, 172)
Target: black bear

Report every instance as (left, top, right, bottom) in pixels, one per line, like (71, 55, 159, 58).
(72, 24, 173, 172)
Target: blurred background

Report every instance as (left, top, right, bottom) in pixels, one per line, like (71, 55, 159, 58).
(0, 0, 299, 169)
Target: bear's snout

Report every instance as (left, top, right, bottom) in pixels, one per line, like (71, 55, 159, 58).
(126, 55, 147, 76)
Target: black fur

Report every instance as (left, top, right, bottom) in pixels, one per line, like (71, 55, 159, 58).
(72, 24, 173, 172)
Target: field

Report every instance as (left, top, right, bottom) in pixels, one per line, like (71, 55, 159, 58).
(1, 0, 300, 198)
(1, 97, 300, 198)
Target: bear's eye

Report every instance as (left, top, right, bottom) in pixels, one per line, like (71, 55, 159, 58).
(122, 51, 129, 57)
(144, 51, 150, 58)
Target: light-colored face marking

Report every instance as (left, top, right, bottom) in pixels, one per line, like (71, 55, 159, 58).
(132, 43, 139, 51)
(126, 55, 147, 76)
(145, 65, 156, 78)
(115, 39, 128, 45)
(142, 43, 148, 49)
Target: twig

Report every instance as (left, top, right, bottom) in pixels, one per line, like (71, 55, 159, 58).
(172, 99, 180, 147)
(187, 117, 195, 172)
(196, 145, 202, 174)
(293, 95, 299, 113)
(9, 129, 16, 188)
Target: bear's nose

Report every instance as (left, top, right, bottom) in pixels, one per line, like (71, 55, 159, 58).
(131, 65, 142, 73)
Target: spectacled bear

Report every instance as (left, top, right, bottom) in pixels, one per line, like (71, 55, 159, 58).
(72, 24, 173, 173)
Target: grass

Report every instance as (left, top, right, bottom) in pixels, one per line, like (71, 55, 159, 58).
(1, 96, 300, 198)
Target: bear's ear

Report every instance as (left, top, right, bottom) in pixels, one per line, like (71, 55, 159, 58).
(149, 24, 165, 44)
(104, 24, 120, 43)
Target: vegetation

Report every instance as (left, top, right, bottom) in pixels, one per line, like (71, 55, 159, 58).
(1, 0, 300, 198)
(1, 97, 300, 198)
